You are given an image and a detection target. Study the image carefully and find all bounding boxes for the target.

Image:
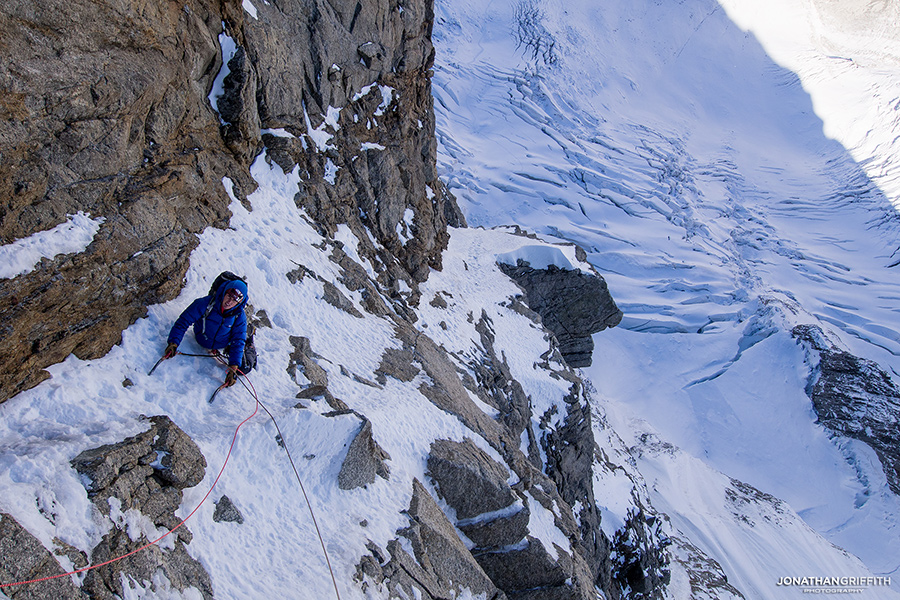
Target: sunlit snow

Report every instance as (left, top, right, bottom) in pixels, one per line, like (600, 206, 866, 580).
(433, 0, 900, 594)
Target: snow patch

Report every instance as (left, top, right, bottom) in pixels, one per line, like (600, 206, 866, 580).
(208, 30, 238, 122)
(496, 244, 574, 271)
(324, 158, 339, 185)
(352, 83, 395, 116)
(0, 212, 105, 280)
(303, 105, 335, 151)
(523, 492, 569, 561)
(242, 0, 258, 19)
(261, 128, 295, 138)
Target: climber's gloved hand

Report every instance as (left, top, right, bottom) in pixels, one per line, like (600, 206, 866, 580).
(163, 343, 178, 360)
(224, 365, 239, 387)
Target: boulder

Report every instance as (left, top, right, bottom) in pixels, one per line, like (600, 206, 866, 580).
(71, 415, 206, 511)
(70, 415, 213, 600)
(427, 439, 517, 520)
(338, 415, 391, 490)
(498, 262, 623, 368)
(213, 496, 245, 525)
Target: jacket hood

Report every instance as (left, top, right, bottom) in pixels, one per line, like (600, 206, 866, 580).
(215, 279, 249, 315)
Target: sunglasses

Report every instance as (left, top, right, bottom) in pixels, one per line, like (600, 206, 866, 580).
(224, 289, 244, 303)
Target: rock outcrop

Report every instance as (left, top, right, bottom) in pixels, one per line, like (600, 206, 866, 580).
(0, 0, 238, 403)
(794, 324, 900, 495)
(338, 413, 392, 490)
(0, 513, 88, 600)
(428, 438, 593, 600)
(498, 261, 623, 367)
(356, 479, 507, 600)
(70, 415, 212, 599)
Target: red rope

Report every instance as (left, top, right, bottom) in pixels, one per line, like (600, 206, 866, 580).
(6, 352, 342, 600)
(0, 399, 259, 590)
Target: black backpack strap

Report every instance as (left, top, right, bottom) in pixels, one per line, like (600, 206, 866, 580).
(199, 297, 215, 336)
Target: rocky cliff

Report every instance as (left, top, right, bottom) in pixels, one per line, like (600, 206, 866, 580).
(0, 0, 456, 404)
(794, 324, 900, 496)
(0, 1, 684, 599)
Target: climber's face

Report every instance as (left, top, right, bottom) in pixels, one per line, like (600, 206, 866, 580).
(222, 288, 243, 312)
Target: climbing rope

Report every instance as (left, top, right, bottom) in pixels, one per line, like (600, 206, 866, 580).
(4, 352, 343, 600)
(0, 392, 258, 591)
(223, 357, 343, 600)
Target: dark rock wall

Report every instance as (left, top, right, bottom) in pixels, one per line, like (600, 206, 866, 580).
(0, 0, 454, 403)
(794, 324, 900, 496)
(498, 262, 623, 368)
(0, 0, 237, 403)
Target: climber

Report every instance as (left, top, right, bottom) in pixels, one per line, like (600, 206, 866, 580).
(162, 272, 257, 387)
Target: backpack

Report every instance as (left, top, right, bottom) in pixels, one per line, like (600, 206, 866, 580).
(209, 271, 246, 297)
(199, 271, 248, 336)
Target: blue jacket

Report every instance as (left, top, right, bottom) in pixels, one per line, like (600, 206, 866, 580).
(167, 279, 249, 367)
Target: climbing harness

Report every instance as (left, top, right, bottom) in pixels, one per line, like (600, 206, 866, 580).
(3, 353, 343, 600)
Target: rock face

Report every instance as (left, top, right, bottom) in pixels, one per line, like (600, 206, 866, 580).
(0, 0, 457, 403)
(70, 415, 213, 599)
(428, 439, 591, 600)
(0, 513, 88, 600)
(498, 262, 623, 367)
(794, 324, 900, 495)
(356, 479, 507, 600)
(427, 439, 518, 520)
(0, 0, 238, 403)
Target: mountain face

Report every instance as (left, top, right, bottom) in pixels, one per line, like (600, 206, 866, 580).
(435, 0, 900, 580)
(0, 0, 453, 405)
(3, 0, 900, 599)
(0, 1, 668, 599)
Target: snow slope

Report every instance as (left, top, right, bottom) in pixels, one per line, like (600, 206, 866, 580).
(3, 0, 900, 598)
(0, 157, 619, 599)
(433, 0, 900, 595)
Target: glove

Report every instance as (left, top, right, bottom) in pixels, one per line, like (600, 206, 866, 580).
(224, 365, 239, 387)
(163, 343, 178, 359)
